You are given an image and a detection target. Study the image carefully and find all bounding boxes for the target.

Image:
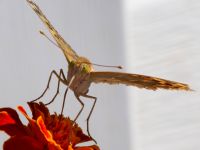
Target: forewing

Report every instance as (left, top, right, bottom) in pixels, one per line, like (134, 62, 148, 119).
(90, 71, 191, 91)
(27, 0, 78, 63)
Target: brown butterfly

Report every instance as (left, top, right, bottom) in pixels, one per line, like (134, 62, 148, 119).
(27, 0, 191, 141)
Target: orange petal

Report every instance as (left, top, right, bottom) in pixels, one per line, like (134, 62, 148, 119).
(68, 144, 74, 150)
(37, 116, 63, 150)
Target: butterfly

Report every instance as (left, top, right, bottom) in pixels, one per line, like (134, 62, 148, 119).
(27, 0, 191, 141)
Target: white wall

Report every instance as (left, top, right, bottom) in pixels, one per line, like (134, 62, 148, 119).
(0, 0, 130, 150)
(124, 0, 200, 149)
(1, 0, 200, 150)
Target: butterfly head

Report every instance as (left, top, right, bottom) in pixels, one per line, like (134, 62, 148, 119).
(70, 57, 93, 73)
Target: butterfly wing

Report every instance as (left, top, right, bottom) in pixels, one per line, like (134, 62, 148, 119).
(27, 0, 78, 63)
(90, 71, 191, 91)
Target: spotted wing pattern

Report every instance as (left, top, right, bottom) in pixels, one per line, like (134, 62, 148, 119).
(27, 0, 78, 63)
(90, 71, 191, 90)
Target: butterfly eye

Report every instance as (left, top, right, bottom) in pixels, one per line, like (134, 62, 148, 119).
(82, 65, 86, 71)
(81, 64, 88, 72)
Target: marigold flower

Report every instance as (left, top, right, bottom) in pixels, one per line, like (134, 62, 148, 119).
(0, 102, 100, 150)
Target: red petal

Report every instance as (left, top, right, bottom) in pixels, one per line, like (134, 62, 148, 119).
(0, 108, 23, 126)
(0, 111, 16, 126)
(3, 136, 44, 150)
(28, 102, 50, 120)
(75, 145, 100, 150)
(17, 106, 32, 121)
(17, 106, 28, 116)
(0, 108, 27, 136)
(71, 123, 93, 145)
(18, 105, 48, 143)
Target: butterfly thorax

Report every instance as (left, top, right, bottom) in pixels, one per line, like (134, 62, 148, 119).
(67, 57, 93, 95)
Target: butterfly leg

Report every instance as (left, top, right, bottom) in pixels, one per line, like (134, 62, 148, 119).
(60, 86, 69, 118)
(81, 94, 97, 143)
(31, 69, 66, 103)
(45, 69, 67, 105)
(73, 94, 84, 123)
(73, 94, 98, 143)
(60, 76, 75, 118)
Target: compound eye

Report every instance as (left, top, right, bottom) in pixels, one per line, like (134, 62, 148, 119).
(82, 65, 86, 71)
(81, 64, 86, 70)
(81, 64, 88, 72)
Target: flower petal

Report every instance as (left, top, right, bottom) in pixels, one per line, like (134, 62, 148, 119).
(0, 108, 26, 136)
(0, 108, 23, 127)
(3, 136, 44, 150)
(0, 111, 16, 126)
(71, 123, 93, 145)
(68, 144, 74, 150)
(75, 145, 100, 150)
(28, 102, 50, 120)
(17, 106, 32, 121)
(18, 105, 49, 143)
(37, 116, 63, 150)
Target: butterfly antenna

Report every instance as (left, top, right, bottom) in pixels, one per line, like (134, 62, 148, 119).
(39, 30, 59, 48)
(84, 62, 123, 69)
(39, 30, 122, 69)
(92, 63, 123, 69)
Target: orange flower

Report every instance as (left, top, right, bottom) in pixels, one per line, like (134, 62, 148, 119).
(0, 102, 100, 150)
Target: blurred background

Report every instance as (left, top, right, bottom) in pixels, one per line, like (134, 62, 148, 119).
(0, 0, 200, 150)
